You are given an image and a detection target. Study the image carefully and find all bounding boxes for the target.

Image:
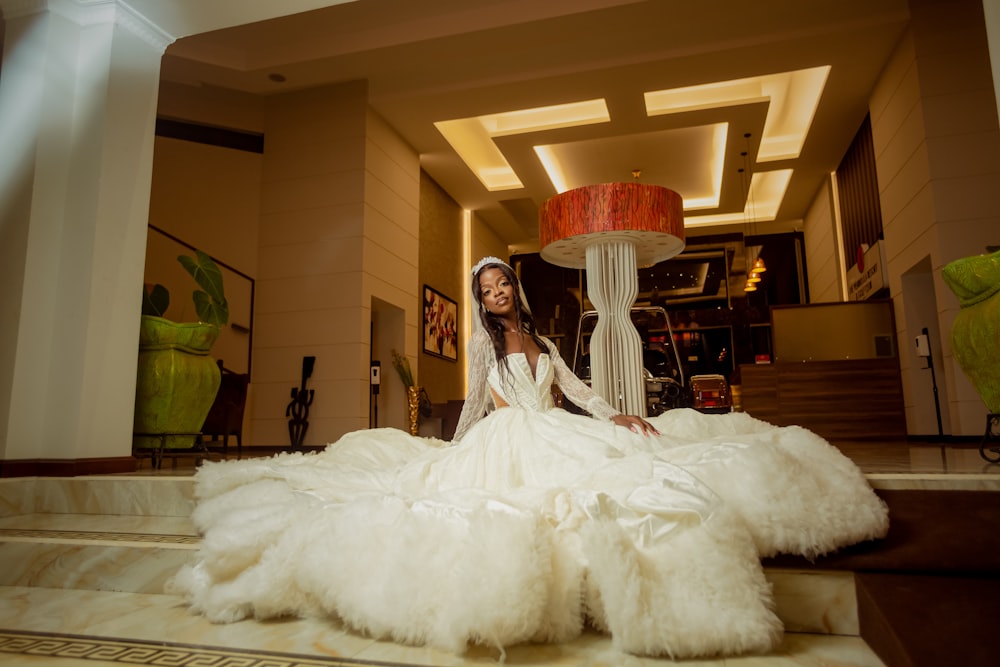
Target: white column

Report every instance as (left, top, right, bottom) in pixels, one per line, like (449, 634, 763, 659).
(0, 1, 172, 463)
(585, 240, 646, 416)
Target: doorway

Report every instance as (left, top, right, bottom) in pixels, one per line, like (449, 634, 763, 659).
(371, 297, 406, 431)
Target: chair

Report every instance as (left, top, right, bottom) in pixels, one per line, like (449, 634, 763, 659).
(200, 362, 249, 459)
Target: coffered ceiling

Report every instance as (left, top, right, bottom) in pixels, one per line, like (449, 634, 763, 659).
(136, 0, 911, 251)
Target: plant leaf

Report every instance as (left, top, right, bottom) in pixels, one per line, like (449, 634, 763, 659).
(179, 251, 226, 305)
(179, 250, 228, 325)
(192, 290, 229, 328)
(141, 283, 169, 316)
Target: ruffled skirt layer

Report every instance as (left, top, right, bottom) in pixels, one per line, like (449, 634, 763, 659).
(168, 408, 887, 659)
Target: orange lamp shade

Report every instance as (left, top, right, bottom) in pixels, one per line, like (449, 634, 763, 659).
(539, 183, 685, 269)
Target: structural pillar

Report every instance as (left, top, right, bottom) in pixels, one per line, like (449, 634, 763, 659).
(0, 1, 173, 471)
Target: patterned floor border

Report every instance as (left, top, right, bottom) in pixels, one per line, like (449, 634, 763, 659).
(0, 630, 419, 667)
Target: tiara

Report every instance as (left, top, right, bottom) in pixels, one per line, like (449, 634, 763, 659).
(470, 256, 511, 277)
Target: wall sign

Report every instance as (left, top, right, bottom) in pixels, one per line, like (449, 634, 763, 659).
(846, 240, 887, 301)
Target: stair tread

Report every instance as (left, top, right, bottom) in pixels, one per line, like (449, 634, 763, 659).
(0, 586, 886, 666)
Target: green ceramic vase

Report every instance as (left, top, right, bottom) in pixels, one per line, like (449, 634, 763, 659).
(942, 250, 1000, 414)
(133, 315, 222, 449)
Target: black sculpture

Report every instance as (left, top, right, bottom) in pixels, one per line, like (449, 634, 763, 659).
(286, 356, 315, 449)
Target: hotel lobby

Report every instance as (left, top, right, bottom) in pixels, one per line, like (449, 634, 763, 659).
(3, 1, 1000, 665)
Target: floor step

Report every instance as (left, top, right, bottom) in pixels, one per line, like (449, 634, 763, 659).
(856, 572, 1000, 667)
(0, 585, 886, 666)
(0, 509, 860, 639)
(0, 476, 195, 518)
(0, 513, 196, 595)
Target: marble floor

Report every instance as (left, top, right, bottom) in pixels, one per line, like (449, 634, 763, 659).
(0, 440, 997, 667)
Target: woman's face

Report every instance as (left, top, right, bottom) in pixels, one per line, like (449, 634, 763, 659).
(478, 267, 515, 317)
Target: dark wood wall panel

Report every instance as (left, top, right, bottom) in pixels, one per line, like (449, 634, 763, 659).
(837, 114, 883, 268)
(739, 359, 906, 440)
(739, 364, 780, 424)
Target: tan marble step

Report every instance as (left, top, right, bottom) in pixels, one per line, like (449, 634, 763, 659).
(0, 585, 887, 667)
(0, 511, 859, 637)
(3, 471, 992, 521)
(0, 513, 196, 595)
(0, 476, 195, 518)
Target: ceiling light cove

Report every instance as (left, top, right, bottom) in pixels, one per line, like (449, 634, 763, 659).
(684, 169, 793, 228)
(434, 100, 610, 192)
(534, 123, 729, 210)
(645, 66, 830, 162)
(434, 66, 825, 223)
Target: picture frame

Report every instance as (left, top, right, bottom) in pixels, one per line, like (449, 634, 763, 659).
(423, 285, 458, 361)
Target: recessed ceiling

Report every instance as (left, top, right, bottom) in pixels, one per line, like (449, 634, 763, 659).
(140, 0, 911, 251)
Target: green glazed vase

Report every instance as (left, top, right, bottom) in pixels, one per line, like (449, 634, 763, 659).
(942, 249, 1000, 414)
(133, 315, 222, 449)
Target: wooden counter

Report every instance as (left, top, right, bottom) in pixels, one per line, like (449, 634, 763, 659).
(738, 359, 906, 440)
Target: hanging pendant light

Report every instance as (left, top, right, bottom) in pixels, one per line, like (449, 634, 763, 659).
(739, 134, 759, 294)
(740, 132, 765, 292)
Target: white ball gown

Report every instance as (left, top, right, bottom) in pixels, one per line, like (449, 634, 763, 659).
(168, 335, 888, 660)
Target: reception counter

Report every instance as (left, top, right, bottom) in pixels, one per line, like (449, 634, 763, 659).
(739, 358, 906, 441)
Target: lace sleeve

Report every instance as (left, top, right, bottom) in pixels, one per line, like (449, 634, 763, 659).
(544, 337, 621, 422)
(451, 329, 494, 442)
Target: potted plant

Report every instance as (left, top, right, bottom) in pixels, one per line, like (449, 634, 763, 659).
(133, 250, 229, 451)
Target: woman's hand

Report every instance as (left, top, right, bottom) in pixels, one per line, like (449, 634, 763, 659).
(611, 414, 660, 436)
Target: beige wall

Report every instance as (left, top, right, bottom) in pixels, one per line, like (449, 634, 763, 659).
(150, 78, 501, 444)
(156, 81, 265, 135)
(417, 172, 465, 404)
(413, 178, 512, 405)
(147, 88, 267, 444)
(802, 176, 845, 303)
(363, 109, 420, 431)
(256, 81, 393, 446)
(870, 0, 1000, 436)
(151, 80, 422, 447)
(145, 137, 261, 375)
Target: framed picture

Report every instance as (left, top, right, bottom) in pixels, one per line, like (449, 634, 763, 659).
(423, 285, 458, 361)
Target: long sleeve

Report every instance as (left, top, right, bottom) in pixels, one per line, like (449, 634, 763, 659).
(543, 337, 621, 422)
(451, 329, 494, 442)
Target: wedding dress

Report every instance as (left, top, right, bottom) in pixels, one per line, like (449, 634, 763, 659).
(169, 331, 889, 660)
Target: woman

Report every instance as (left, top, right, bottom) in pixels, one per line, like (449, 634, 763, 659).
(453, 256, 656, 441)
(169, 256, 889, 661)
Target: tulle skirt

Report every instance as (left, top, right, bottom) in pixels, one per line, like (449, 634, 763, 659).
(168, 408, 888, 659)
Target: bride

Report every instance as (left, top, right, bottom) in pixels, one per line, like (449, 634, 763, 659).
(169, 256, 889, 660)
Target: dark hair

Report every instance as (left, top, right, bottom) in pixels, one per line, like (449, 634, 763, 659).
(472, 262, 545, 377)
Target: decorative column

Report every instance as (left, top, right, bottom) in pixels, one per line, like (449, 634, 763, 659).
(0, 1, 173, 468)
(539, 183, 685, 415)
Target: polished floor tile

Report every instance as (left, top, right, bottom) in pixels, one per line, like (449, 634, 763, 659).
(836, 441, 1000, 475)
